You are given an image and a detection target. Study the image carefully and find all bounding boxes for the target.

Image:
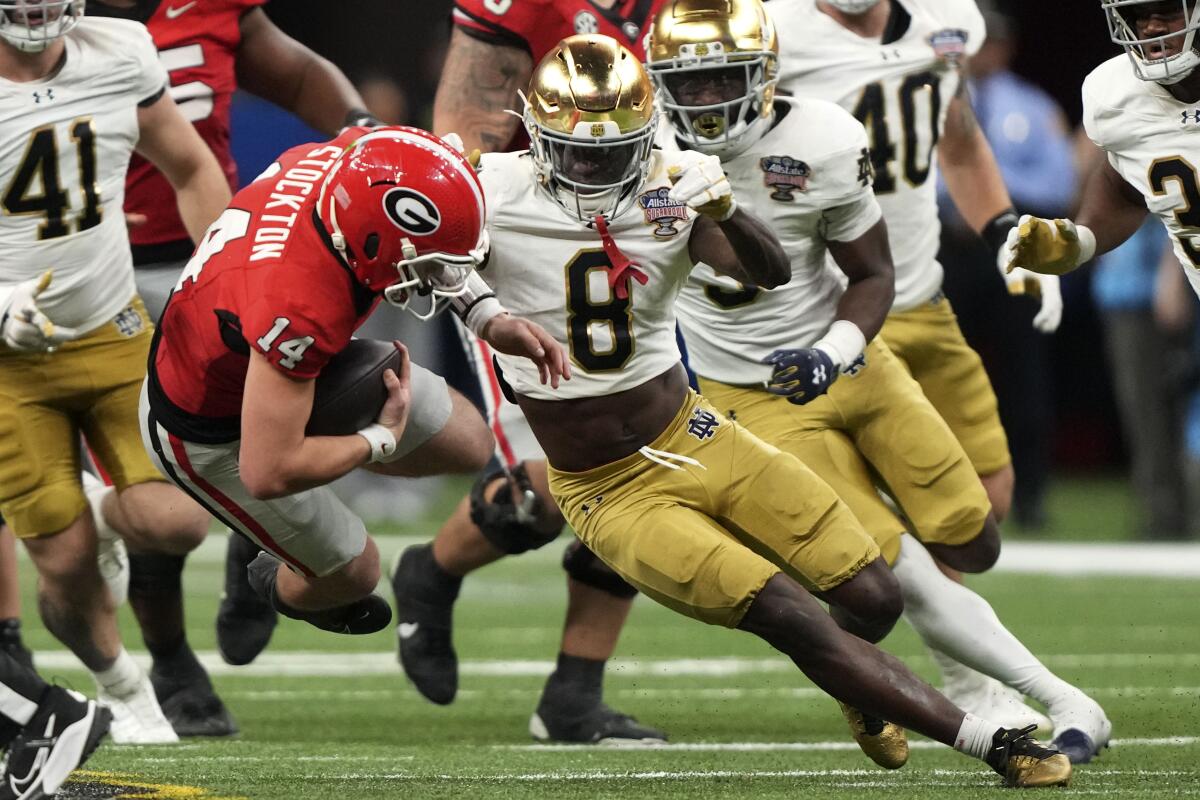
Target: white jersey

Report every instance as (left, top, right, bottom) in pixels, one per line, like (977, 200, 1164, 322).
(0, 18, 166, 333)
(476, 151, 698, 400)
(770, 0, 985, 311)
(675, 98, 882, 385)
(1083, 55, 1200, 299)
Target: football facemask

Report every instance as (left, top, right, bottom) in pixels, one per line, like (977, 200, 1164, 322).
(1105, 0, 1200, 84)
(0, 0, 83, 52)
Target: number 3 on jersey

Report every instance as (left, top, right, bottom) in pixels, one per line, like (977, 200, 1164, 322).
(565, 249, 634, 372)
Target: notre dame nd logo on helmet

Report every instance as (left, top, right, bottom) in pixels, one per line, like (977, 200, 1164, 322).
(639, 187, 689, 237)
(759, 155, 810, 202)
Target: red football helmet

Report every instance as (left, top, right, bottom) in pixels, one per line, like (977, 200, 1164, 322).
(316, 126, 489, 318)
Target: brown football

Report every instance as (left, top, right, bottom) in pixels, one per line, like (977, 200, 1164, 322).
(305, 339, 403, 436)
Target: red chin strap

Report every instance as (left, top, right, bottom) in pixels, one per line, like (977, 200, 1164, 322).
(593, 215, 648, 301)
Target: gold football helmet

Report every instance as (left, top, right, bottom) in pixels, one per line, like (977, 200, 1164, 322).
(522, 34, 658, 221)
(646, 0, 778, 158)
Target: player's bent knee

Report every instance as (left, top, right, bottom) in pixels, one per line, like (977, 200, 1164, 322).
(118, 481, 209, 554)
(925, 516, 1000, 574)
(740, 574, 847, 656)
(470, 463, 561, 554)
(562, 539, 638, 598)
(821, 558, 903, 642)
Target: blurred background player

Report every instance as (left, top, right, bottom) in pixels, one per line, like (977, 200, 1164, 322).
(392, 0, 675, 744)
(82, 0, 384, 737)
(766, 0, 1072, 739)
(0, 0, 230, 743)
(650, 0, 1110, 764)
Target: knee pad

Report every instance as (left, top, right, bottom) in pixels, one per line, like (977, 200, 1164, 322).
(469, 463, 560, 554)
(561, 539, 638, 599)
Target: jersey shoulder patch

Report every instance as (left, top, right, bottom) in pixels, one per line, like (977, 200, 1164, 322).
(770, 99, 873, 204)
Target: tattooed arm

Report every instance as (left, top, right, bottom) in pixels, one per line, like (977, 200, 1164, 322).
(937, 79, 1014, 232)
(433, 29, 534, 153)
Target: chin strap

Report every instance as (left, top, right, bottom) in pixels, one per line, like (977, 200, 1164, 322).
(593, 215, 648, 301)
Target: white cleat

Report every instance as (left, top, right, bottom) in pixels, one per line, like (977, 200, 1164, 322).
(1049, 692, 1113, 764)
(96, 672, 179, 745)
(81, 471, 129, 606)
(941, 665, 1052, 734)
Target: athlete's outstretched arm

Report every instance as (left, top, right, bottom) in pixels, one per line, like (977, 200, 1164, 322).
(1076, 153, 1149, 257)
(826, 218, 895, 343)
(937, 83, 1013, 230)
(135, 93, 231, 243)
(688, 211, 789, 289)
(432, 29, 532, 153)
(236, 8, 371, 134)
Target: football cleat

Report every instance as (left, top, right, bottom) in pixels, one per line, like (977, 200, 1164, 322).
(150, 666, 237, 738)
(391, 545, 459, 706)
(247, 552, 392, 635)
(1048, 692, 1112, 764)
(216, 532, 277, 666)
(96, 671, 179, 745)
(81, 471, 128, 607)
(985, 724, 1072, 787)
(838, 702, 908, 769)
(0, 622, 34, 673)
(529, 700, 667, 745)
(941, 668, 1052, 735)
(2, 687, 111, 800)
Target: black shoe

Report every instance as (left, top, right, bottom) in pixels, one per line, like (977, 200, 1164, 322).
(216, 533, 278, 666)
(0, 640, 34, 674)
(529, 696, 667, 745)
(150, 666, 238, 738)
(247, 552, 392, 635)
(2, 686, 111, 800)
(391, 545, 460, 706)
(984, 724, 1072, 787)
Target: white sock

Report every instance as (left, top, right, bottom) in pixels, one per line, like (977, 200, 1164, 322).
(92, 648, 141, 696)
(892, 534, 1082, 711)
(0, 682, 37, 726)
(80, 471, 117, 539)
(954, 712, 997, 760)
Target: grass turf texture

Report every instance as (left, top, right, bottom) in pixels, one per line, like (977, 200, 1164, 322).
(14, 475, 1200, 799)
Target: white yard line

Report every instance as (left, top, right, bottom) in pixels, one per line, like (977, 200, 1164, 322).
(31, 651, 1200, 677)
(499, 737, 1199, 753)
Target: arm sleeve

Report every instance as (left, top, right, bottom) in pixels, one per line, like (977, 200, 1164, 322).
(242, 293, 354, 380)
(450, 0, 541, 53)
(810, 115, 881, 240)
(129, 23, 170, 104)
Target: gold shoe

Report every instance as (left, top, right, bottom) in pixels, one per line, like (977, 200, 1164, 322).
(985, 724, 1073, 787)
(838, 701, 908, 769)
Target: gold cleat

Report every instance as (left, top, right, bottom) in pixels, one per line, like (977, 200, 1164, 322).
(985, 724, 1072, 788)
(838, 701, 909, 769)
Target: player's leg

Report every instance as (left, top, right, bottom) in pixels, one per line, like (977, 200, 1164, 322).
(0, 648, 111, 798)
(1, 347, 175, 746)
(0, 521, 32, 670)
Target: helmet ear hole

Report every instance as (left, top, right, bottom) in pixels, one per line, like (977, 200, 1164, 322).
(363, 233, 381, 261)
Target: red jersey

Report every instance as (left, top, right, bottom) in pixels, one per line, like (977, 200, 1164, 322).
(451, 0, 668, 151)
(126, 0, 264, 258)
(148, 127, 380, 443)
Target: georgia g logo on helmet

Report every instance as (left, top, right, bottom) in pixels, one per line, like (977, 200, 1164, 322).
(382, 187, 441, 236)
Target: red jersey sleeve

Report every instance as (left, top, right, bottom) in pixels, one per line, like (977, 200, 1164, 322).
(242, 279, 357, 381)
(451, 0, 548, 53)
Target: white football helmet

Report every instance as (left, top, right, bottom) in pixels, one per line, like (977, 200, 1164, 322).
(1104, 0, 1200, 84)
(0, 0, 84, 52)
(825, 0, 883, 13)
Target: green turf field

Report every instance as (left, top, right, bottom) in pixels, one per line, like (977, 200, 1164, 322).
(14, 476, 1200, 799)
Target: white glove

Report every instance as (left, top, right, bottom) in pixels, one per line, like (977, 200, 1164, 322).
(995, 248, 1064, 333)
(0, 272, 78, 352)
(667, 150, 736, 221)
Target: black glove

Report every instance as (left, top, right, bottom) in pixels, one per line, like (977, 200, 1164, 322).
(763, 348, 837, 405)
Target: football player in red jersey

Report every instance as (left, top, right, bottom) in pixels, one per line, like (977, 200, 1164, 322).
(389, 0, 672, 745)
(77, 0, 382, 738)
(142, 126, 567, 658)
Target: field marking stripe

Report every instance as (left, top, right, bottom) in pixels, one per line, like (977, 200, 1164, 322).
(30, 651, 1200, 676)
(497, 736, 1199, 752)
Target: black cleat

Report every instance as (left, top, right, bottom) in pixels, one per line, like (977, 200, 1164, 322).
(247, 552, 392, 635)
(984, 724, 1072, 787)
(529, 697, 667, 745)
(150, 667, 238, 738)
(391, 545, 461, 706)
(2, 686, 111, 800)
(0, 640, 34, 674)
(216, 533, 278, 666)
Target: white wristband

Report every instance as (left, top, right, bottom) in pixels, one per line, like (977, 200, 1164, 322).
(464, 296, 506, 337)
(1075, 224, 1097, 266)
(357, 423, 398, 464)
(813, 319, 867, 372)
